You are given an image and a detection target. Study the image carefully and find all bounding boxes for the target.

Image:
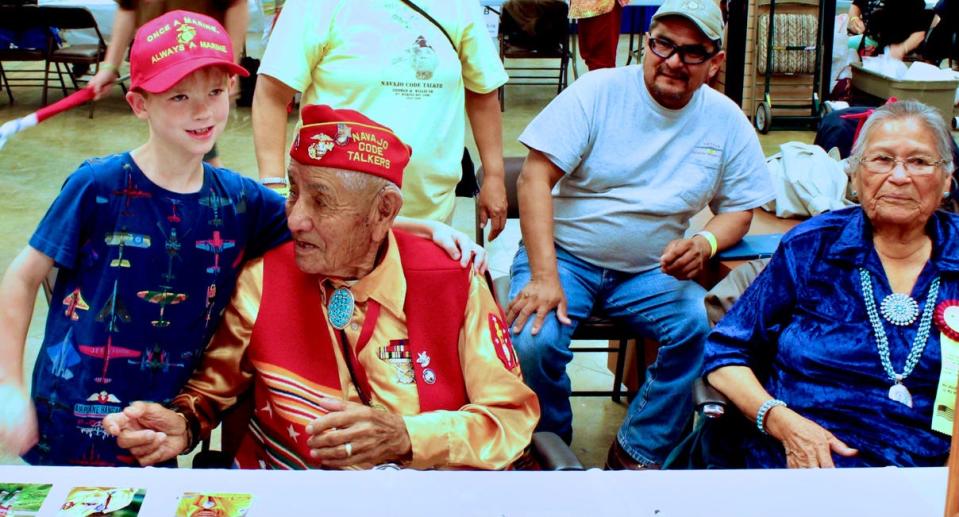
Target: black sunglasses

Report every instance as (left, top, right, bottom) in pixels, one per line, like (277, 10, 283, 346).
(646, 36, 719, 64)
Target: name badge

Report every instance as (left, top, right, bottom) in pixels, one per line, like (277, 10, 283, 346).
(932, 301, 959, 435)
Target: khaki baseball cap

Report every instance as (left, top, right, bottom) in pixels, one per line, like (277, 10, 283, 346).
(652, 0, 724, 43)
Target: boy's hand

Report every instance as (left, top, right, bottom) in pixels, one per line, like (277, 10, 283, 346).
(0, 384, 37, 455)
(102, 401, 189, 466)
(429, 222, 489, 274)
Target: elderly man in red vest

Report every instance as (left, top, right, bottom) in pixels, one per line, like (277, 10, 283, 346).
(103, 105, 539, 470)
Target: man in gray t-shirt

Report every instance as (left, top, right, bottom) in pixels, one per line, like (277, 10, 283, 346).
(506, 0, 774, 469)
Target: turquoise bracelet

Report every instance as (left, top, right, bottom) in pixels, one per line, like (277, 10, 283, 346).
(755, 399, 787, 435)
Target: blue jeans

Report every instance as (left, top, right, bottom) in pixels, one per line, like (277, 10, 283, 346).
(509, 243, 709, 465)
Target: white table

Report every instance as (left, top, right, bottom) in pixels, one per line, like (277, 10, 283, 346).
(0, 464, 947, 516)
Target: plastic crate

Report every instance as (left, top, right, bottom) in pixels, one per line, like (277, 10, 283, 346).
(851, 63, 958, 122)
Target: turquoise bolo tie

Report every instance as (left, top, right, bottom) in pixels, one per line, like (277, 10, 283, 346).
(328, 287, 355, 330)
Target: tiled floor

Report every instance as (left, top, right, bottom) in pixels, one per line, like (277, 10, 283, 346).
(0, 38, 813, 468)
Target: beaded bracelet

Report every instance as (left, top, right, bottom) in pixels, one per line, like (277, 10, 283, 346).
(694, 230, 718, 258)
(755, 399, 787, 435)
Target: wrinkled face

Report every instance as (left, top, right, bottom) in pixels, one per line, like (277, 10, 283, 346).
(643, 17, 724, 109)
(127, 67, 232, 157)
(285, 163, 378, 278)
(854, 117, 952, 230)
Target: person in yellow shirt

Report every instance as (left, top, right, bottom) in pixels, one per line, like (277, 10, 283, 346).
(103, 105, 538, 470)
(252, 0, 509, 240)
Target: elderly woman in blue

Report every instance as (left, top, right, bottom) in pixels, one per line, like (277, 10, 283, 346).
(704, 100, 958, 468)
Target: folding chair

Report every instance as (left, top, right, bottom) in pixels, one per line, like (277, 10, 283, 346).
(42, 6, 114, 117)
(497, 0, 572, 110)
(0, 4, 65, 104)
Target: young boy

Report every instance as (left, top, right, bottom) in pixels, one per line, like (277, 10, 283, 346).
(0, 10, 290, 466)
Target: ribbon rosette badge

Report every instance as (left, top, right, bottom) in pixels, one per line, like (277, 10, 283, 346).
(934, 300, 959, 342)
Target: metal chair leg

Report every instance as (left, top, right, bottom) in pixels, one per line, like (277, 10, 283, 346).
(42, 60, 50, 105)
(0, 62, 12, 104)
(612, 338, 628, 403)
(55, 62, 69, 98)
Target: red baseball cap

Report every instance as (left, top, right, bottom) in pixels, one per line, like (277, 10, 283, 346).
(129, 10, 248, 93)
(290, 105, 411, 187)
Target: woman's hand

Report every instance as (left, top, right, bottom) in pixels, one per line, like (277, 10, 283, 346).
(765, 406, 858, 468)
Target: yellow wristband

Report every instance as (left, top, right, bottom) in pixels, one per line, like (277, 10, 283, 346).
(100, 62, 119, 74)
(695, 230, 718, 258)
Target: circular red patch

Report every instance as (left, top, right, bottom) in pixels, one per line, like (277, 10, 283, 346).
(934, 300, 959, 342)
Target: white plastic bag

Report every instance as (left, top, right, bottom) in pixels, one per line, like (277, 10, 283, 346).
(862, 48, 908, 80)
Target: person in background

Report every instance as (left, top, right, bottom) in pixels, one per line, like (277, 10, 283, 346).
(705, 100, 956, 468)
(252, 0, 509, 240)
(505, 0, 773, 470)
(847, 0, 929, 60)
(570, 0, 630, 70)
(922, 0, 959, 66)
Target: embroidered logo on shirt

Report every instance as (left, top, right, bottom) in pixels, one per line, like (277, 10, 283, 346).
(488, 313, 519, 370)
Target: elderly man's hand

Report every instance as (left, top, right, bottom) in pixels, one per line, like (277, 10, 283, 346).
(306, 397, 412, 468)
(0, 383, 38, 456)
(478, 178, 508, 241)
(506, 275, 571, 335)
(102, 401, 190, 466)
(660, 236, 711, 280)
(765, 406, 858, 468)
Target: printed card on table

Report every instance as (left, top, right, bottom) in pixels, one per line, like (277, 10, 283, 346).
(175, 492, 253, 517)
(0, 483, 53, 517)
(57, 487, 145, 517)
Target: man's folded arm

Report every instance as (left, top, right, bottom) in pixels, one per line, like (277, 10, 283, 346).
(170, 260, 263, 444)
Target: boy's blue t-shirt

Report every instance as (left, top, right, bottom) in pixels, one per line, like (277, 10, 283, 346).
(24, 152, 289, 466)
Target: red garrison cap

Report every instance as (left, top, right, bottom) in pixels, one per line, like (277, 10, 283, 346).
(129, 10, 248, 93)
(290, 105, 411, 187)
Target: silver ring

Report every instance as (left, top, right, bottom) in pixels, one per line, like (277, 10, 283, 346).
(345, 442, 353, 458)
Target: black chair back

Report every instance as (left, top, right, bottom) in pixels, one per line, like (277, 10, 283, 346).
(41, 6, 100, 31)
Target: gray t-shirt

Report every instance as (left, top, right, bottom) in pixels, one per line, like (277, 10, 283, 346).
(519, 66, 775, 273)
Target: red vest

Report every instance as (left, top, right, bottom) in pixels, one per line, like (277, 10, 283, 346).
(234, 230, 471, 469)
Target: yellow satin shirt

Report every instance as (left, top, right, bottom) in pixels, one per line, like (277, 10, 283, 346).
(178, 232, 539, 470)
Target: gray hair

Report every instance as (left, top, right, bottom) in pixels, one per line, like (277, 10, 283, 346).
(845, 100, 955, 178)
(292, 164, 401, 199)
(332, 168, 401, 199)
